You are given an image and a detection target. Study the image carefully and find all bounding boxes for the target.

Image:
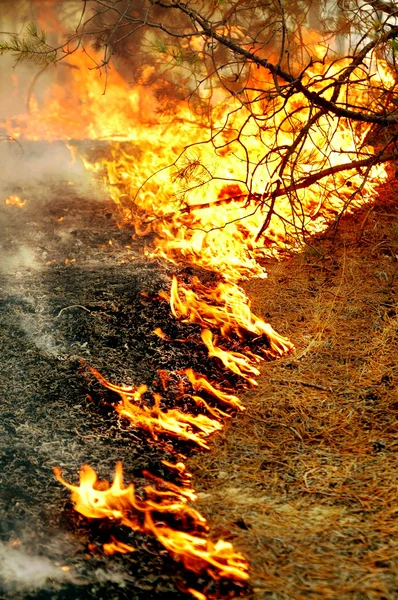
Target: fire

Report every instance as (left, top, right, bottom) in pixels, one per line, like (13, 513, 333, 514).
(201, 329, 260, 386)
(184, 368, 243, 411)
(54, 462, 249, 583)
(89, 366, 222, 449)
(5, 18, 393, 596)
(65, 59, 390, 280)
(2, 50, 391, 278)
(163, 276, 293, 356)
(5, 194, 27, 207)
(103, 538, 135, 555)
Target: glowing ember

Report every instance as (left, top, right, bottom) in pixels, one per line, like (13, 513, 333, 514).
(54, 463, 249, 583)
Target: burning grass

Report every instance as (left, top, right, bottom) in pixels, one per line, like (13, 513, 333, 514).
(188, 185, 398, 599)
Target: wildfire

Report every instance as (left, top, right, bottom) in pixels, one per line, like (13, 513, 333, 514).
(67, 59, 391, 281)
(54, 462, 249, 583)
(5, 19, 394, 597)
(5, 194, 27, 207)
(2, 48, 391, 279)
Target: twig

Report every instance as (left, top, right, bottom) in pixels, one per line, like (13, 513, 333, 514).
(56, 304, 91, 318)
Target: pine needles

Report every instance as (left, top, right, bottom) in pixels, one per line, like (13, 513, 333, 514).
(0, 23, 57, 66)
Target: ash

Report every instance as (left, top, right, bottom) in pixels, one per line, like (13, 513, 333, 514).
(0, 143, 227, 600)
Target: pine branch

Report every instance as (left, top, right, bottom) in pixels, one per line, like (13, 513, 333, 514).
(0, 23, 57, 66)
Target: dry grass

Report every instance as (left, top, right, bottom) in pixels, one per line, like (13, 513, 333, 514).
(189, 188, 398, 599)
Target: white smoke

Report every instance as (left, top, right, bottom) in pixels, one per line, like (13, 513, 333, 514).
(0, 541, 75, 591)
(0, 540, 131, 594)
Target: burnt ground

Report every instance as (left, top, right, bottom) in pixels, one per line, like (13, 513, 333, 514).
(1, 142, 397, 600)
(189, 183, 398, 600)
(0, 147, 247, 600)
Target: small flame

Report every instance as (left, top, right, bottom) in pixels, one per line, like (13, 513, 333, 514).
(184, 368, 244, 411)
(89, 366, 222, 449)
(103, 538, 135, 555)
(187, 589, 207, 600)
(201, 329, 260, 385)
(164, 276, 294, 357)
(5, 194, 27, 208)
(54, 463, 249, 582)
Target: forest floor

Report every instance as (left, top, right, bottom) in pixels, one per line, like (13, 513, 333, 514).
(0, 141, 397, 600)
(190, 182, 398, 600)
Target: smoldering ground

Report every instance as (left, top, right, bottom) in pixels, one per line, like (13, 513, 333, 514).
(0, 142, 246, 599)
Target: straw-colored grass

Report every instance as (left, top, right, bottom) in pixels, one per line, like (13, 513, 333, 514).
(189, 188, 398, 599)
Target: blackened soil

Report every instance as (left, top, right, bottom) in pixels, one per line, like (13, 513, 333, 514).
(0, 162, 245, 600)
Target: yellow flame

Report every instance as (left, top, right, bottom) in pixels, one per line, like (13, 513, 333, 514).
(89, 366, 222, 449)
(5, 194, 27, 208)
(54, 463, 249, 581)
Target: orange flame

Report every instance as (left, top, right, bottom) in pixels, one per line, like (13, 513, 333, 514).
(67, 60, 391, 281)
(9, 25, 392, 596)
(201, 329, 260, 385)
(164, 276, 293, 356)
(54, 462, 249, 582)
(103, 538, 135, 555)
(89, 366, 222, 449)
(5, 194, 27, 208)
(184, 368, 244, 411)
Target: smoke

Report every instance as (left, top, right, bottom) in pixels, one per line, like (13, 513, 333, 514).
(0, 540, 131, 596)
(0, 139, 89, 191)
(0, 540, 76, 592)
(0, 246, 39, 275)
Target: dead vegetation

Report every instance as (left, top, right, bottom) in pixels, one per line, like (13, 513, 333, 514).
(189, 185, 398, 600)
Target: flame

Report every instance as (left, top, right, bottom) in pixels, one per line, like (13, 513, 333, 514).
(3, 50, 391, 276)
(9, 22, 393, 595)
(187, 590, 207, 600)
(5, 194, 27, 207)
(54, 462, 249, 582)
(184, 369, 243, 411)
(66, 58, 391, 280)
(89, 366, 222, 449)
(201, 329, 260, 386)
(3, 44, 390, 382)
(164, 276, 293, 356)
(145, 512, 249, 580)
(103, 538, 135, 555)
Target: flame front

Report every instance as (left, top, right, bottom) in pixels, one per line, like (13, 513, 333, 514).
(54, 462, 249, 582)
(3, 49, 391, 279)
(7, 19, 392, 598)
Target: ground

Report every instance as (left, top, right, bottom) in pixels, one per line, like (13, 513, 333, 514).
(190, 183, 398, 600)
(0, 142, 397, 599)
